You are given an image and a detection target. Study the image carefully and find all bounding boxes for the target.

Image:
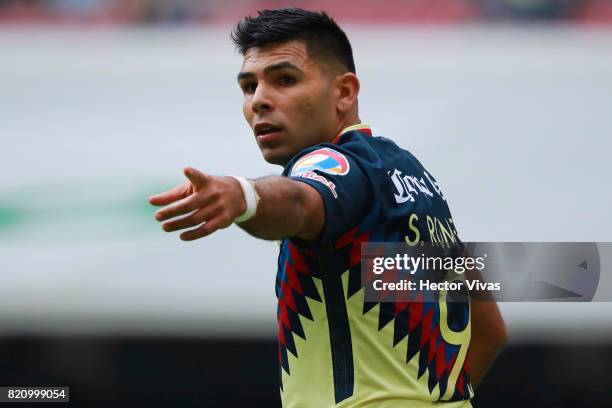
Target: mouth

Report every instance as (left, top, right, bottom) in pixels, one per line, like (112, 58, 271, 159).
(255, 123, 283, 137)
(254, 123, 284, 144)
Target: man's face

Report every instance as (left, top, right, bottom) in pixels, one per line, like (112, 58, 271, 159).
(238, 40, 339, 166)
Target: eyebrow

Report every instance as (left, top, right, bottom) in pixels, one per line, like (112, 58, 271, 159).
(237, 61, 302, 82)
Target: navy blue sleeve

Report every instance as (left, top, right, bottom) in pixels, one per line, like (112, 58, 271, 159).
(284, 142, 373, 244)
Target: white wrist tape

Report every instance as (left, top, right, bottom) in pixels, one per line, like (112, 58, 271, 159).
(230, 176, 260, 223)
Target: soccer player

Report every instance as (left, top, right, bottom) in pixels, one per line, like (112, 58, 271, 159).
(149, 8, 507, 407)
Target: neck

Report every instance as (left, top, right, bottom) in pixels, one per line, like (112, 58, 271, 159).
(332, 113, 361, 141)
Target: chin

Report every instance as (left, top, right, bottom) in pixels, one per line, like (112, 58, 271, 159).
(260, 146, 294, 167)
(259, 146, 299, 167)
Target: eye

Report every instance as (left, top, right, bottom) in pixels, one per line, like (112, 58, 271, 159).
(279, 74, 296, 86)
(241, 82, 257, 94)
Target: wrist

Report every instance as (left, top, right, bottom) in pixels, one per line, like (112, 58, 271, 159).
(229, 176, 260, 223)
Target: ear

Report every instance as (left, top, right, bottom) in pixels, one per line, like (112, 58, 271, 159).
(335, 73, 360, 114)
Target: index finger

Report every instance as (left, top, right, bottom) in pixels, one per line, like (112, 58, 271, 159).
(149, 183, 191, 207)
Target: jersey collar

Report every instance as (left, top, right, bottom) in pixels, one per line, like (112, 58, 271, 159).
(333, 123, 372, 144)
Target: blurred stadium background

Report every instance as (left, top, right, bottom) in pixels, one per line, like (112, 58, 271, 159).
(1, 0, 612, 406)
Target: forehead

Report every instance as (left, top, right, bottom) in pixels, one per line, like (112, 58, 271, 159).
(241, 40, 313, 72)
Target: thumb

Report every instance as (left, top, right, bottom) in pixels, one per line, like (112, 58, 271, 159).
(184, 166, 210, 190)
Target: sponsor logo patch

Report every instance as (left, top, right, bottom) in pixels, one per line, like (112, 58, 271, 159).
(290, 147, 350, 176)
(294, 171, 338, 198)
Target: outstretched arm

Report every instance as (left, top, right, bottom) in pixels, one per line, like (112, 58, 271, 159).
(149, 167, 324, 242)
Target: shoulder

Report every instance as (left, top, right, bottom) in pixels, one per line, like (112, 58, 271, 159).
(284, 130, 406, 176)
(337, 130, 419, 164)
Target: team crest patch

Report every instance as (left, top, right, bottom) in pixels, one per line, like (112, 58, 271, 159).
(290, 148, 350, 177)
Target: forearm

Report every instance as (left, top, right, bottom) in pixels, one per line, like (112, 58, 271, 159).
(238, 176, 322, 241)
(469, 298, 507, 388)
(460, 249, 507, 387)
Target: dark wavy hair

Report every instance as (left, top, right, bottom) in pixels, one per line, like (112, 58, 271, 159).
(231, 8, 356, 74)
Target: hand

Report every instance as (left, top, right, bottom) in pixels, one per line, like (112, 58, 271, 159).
(149, 167, 247, 241)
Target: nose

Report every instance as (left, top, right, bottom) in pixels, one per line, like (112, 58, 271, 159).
(251, 83, 274, 114)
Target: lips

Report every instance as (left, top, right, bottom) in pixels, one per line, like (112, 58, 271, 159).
(254, 122, 283, 137)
